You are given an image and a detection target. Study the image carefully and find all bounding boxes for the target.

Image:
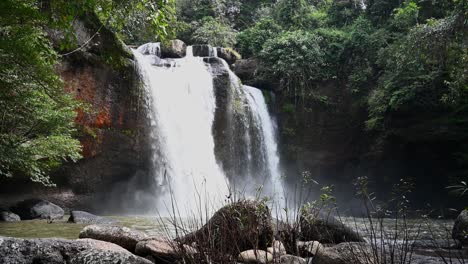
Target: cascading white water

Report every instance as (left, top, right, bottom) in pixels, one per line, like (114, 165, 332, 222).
(133, 46, 229, 215)
(244, 86, 285, 207)
(132, 43, 285, 215)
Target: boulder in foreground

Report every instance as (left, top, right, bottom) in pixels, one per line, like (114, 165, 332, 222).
(280, 254, 307, 264)
(135, 239, 197, 262)
(452, 209, 468, 246)
(179, 199, 274, 257)
(0, 237, 152, 264)
(79, 224, 148, 253)
(238, 249, 273, 264)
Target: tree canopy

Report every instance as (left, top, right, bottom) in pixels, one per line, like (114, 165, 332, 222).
(0, 0, 175, 185)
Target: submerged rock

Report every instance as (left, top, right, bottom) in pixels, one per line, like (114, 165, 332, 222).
(161, 39, 187, 58)
(0, 211, 20, 222)
(238, 249, 273, 264)
(79, 225, 148, 253)
(179, 200, 274, 257)
(68, 211, 114, 224)
(192, 44, 214, 57)
(299, 210, 364, 244)
(452, 209, 468, 246)
(0, 237, 152, 264)
(10, 199, 64, 220)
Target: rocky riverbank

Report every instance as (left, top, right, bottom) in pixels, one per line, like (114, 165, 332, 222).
(1, 199, 467, 263)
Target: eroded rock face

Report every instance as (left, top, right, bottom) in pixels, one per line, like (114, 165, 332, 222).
(179, 200, 274, 257)
(161, 39, 187, 58)
(299, 210, 364, 244)
(79, 225, 148, 252)
(0, 237, 152, 264)
(10, 199, 64, 220)
(452, 209, 468, 246)
(192, 44, 214, 57)
(0, 12, 153, 212)
(216, 47, 240, 65)
(68, 211, 114, 225)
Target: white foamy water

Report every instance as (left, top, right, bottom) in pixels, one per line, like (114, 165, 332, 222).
(244, 86, 285, 209)
(132, 47, 229, 216)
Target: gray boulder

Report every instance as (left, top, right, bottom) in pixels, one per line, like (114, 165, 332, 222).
(297, 241, 323, 257)
(10, 199, 64, 220)
(68, 211, 114, 224)
(267, 240, 287, 257)
(452, 209, 468, 246)
(192, 44, 215, 57)
(178, 200, 274, 257)
(0, 211, 20, 222)
(280, 255, 307, 264)
(135, 239, 197, 262)
(312, 242, 372, 264)
(299, 210, 364, 244)
(161, 39, 187, 58)
(79, 225, 148, 253)
(233, 58, 259, 82)
(238, 250, 273, 264)
(216, 47, 240, 65)
(0, 237, 152, 264)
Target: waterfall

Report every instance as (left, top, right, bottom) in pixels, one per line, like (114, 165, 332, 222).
(132, 46, 229, 215)
(132, 43, 285, 215)
(244, 86, 285, 207)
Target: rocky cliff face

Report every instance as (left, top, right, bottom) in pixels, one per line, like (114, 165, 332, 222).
(0, 13, 153, 212)
(235, 63, 466, 214)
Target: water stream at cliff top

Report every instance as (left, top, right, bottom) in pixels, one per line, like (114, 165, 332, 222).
(132, 43, 285, 215)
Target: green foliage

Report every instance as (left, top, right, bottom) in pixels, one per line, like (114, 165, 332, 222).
(392, 0, 420, 31)
(43, 0, 176, 46)
(327, 0, 363, 26)
(282, 103, 296, 114)
(192, 16, 237, 47)
(367, 13, 467, 130)
(0, 0, 82, 185)
(273, 0, 312, 29)
(447, 181, 468, 197)
(260, 30, 326, 95)
(236, 18, 282, 57)
(107, 0, 177, 43)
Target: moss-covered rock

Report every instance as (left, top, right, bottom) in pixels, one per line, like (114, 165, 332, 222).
(179, 200, 274, 258)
